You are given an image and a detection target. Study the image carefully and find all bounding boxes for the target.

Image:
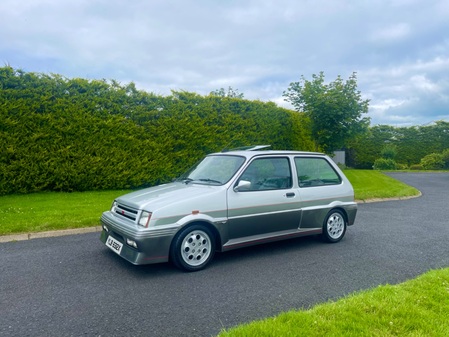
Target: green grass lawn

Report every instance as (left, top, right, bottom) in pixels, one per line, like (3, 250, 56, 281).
(218, 268, 449, 337)
(0, 190, 130, 235)
(344, 170, 420, 201)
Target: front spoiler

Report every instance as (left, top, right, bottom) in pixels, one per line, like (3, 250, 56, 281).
(100, 212, 175, 265)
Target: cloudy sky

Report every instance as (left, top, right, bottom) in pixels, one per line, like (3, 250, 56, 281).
(1, 0, 449, 126)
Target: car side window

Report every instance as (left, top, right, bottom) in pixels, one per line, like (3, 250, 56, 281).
(295, 157, 342, 187)
(238, 157, 292, 191)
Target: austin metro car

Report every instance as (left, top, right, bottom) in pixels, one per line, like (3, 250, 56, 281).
(100, 146, 357, 271)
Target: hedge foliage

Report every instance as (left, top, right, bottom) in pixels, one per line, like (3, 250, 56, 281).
(0, 66, 314, 194)
(373, 158, 397, 170)
(420, 153, 445, 170)
(347, 123, 449, 169)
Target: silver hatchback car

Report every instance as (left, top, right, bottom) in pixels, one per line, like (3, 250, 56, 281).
(100, 147, 357, 271)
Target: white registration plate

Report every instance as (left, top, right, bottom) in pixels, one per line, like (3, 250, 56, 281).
(106, 236, 123, 255)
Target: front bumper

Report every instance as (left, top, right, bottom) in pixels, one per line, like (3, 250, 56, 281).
(100, 212, 177, 265)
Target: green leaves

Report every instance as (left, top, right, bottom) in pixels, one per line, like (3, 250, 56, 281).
(0, 66, 314, 195)
(284, 72, 370, 153)
(348, 122, 449, 168)
(209, 86, 244, 99)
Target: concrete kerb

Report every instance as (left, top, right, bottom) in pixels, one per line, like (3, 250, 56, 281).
(355, 191, 422, 204)
(0, 226, 102, 243)
(0, 192, 422, 244)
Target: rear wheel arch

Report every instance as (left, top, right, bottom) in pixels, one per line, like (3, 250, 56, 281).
(333, 207, 349, 223)
(321, 208, 348, 243)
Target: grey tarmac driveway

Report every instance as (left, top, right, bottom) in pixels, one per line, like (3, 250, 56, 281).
(1, 173, 448, 337)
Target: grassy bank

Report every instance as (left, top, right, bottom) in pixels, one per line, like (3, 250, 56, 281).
(218, 268, 449, 336)
(0, 190, 130, 235)
(0, 170, 419, 236)
(344, 170, 420, 201)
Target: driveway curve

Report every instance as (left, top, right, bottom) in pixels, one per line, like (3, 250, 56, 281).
(1, 172, 448, 337)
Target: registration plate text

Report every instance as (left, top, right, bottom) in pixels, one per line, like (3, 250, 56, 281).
(106, 236, 123, 255)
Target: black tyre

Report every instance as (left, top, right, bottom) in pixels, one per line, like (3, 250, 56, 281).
(321, 209, 347, 243)
(170, 225, 215, 272)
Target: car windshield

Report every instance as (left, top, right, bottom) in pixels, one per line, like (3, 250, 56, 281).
(178, 155, 246, 185)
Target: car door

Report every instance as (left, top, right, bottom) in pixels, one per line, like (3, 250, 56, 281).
(294, 156, 344, 229)
(226, 156, 301, 240)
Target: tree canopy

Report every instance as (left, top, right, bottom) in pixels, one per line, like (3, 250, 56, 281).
(209, 86, 244, 99)
(283, 72, 370, 153)
(347, 121, 449, 168)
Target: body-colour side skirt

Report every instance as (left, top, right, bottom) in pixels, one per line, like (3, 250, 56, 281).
(222, 228, 321, 251)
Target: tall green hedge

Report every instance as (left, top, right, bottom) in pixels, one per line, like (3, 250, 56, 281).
(0, 66, 314, 194)
(347, 122, 449, 169)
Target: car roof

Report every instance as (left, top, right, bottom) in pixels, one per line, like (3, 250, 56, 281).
(211, 149, 326, 159)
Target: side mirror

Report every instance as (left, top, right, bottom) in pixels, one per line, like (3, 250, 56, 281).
(234, 180, 251, 192)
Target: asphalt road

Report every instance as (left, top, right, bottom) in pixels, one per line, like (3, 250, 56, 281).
(1, 173, 448, 337)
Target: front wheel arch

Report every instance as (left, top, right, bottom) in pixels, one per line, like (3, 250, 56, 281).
(169, 222, 219, 272)
(172, 221, 222, 251)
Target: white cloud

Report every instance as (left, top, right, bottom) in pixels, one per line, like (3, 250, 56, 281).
(0, 0, 449, 126)
(371, 23, 411, 42)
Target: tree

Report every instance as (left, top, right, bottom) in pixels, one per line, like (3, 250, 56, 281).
(283, 72, 370, 153)
(209, 86, 244, 99)
(380, 143, 397, 160)
(443, 149, 449, 169)
(420, 153, 445, 170)
(373, 144, 398, 170)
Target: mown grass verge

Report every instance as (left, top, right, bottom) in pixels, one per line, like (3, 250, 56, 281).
(0, 170, 419, 235)
(218, 268, 449, 337)
(0, 190, 130, 235)
(344, 170, 420, 201)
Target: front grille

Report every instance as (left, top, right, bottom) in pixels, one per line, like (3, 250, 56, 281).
(114, 203, 139, 222)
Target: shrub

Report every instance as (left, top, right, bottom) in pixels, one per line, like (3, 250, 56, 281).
(395, 163, 409, 170)
(347, 122, 449, 169)
(420, 153, 445, 170)
(373, 158, 397, 170)
(410, 164, 424, 170)
(442, 149, 449, 169)
(381, 144, 397, 160)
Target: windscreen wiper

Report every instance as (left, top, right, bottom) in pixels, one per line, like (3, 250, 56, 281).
(197, 178, 222, 184)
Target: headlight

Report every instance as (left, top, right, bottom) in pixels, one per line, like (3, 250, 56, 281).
(138, 211, 152, 227)
(111, 201, 117, 212)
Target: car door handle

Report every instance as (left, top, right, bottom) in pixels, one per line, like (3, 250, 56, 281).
(285, 192, 295, 198)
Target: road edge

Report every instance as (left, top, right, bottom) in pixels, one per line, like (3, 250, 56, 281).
(0, 226, 103, 243)
(355, 191, 422, 203)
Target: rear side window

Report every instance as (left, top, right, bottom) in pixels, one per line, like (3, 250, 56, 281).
(295, 157, 341, 187)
